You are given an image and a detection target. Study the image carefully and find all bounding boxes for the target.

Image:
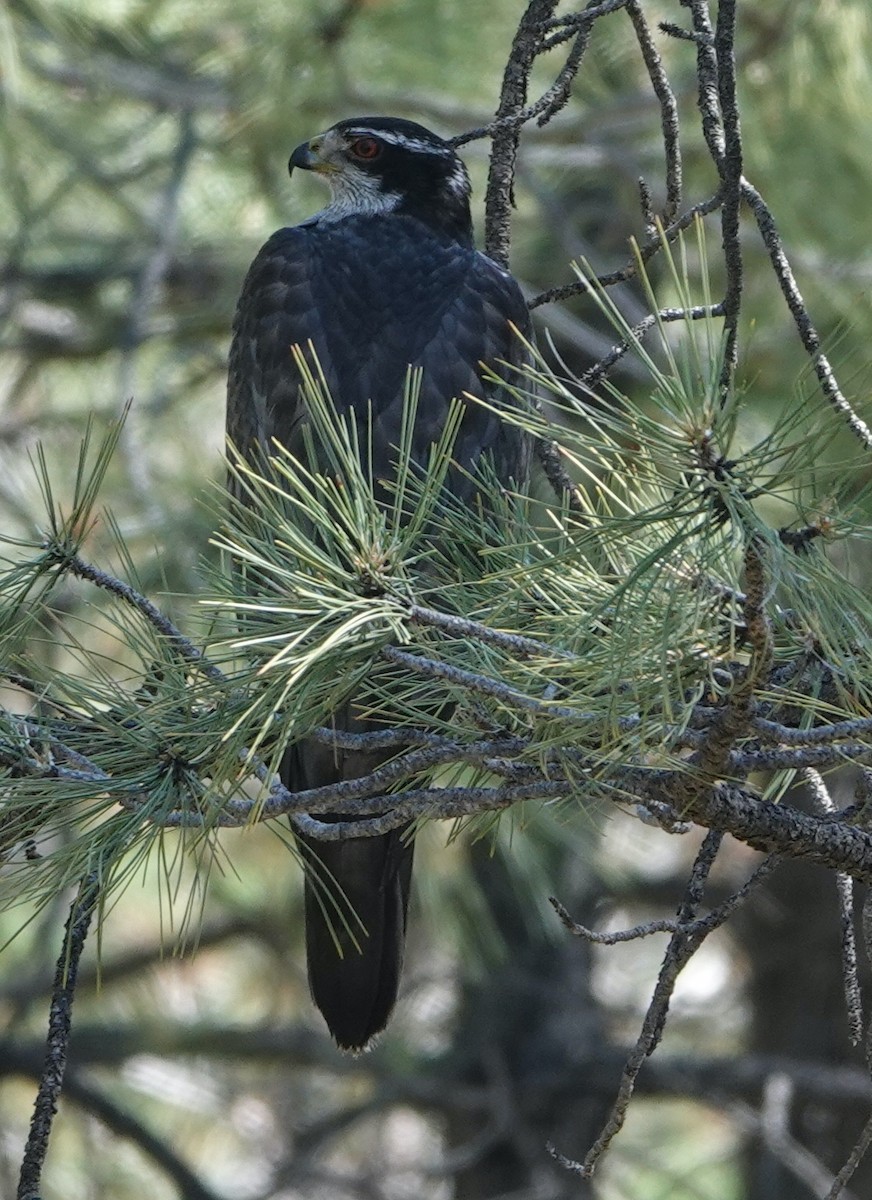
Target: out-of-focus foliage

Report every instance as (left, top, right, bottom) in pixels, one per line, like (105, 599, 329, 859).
(2, 2, 872, 1199)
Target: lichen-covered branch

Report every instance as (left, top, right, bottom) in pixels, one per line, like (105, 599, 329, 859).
(16, 874, 100, 1200)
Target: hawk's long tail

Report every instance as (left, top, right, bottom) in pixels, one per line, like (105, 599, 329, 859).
(284, 724, 413, 1051)
(298, 820, 414, 1051)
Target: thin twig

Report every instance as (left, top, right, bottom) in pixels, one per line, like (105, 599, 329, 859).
(483, 0, 559, 266)
(625, 0, 682, 221)
(579, 301, 725, 390)
(406, 603, 575, 659)
(807, 768, 865, 1047)
(551, 852, 778, 945)
(452, 0, 629, 154)
(713, 0, 743, 397)
(380, 644, 601, 723)
(740, 178, 872, 452)
(292, 779, 567, 839)
(752, 715, 872, 746)
(680, 0, 725, 167)
(248, 736, 537, 819)
(825, 1111, 872, 1200)
(730, 745, 872, 772)
(62, 552, 225, 682)
(529, 190, 724, 309)
(550, 899, 679, 942)
(560, 832, 723, 1177)
(17, 873, 101, 1200)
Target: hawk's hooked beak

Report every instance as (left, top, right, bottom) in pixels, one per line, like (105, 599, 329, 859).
(288, 137, 335, 177)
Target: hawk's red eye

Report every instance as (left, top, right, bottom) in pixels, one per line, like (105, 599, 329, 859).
(349, 136, 381, 161)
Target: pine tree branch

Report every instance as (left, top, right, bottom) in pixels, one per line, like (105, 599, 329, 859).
(482, 0, 560, 267)
(16, 873, 100, 1200)
(551, 831, 725, 1177)
(528, 190, 724, 309)
(626, 1, 682, 222)
(713, 0, 743, 396)
(740, 178, 872, 452)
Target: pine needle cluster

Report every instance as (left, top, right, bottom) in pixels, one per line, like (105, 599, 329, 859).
(1, 228, 872, 929)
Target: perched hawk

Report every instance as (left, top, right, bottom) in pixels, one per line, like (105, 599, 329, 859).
(227, 116, 531, 1049)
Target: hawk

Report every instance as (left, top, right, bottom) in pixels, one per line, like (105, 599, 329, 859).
(227, 116, 532, 1049)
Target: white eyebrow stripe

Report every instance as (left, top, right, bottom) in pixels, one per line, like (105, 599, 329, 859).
(346, 128, 453, 156)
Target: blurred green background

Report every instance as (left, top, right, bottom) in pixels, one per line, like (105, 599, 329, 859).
(2, 1, 872, 1197)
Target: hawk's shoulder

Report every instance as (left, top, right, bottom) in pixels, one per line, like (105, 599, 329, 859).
(226, 214, 533, 485)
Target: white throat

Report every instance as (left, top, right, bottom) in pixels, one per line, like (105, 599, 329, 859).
(314, 168, 402, 222)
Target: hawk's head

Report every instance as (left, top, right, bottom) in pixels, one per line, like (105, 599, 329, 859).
(289, 117, 473, 243)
